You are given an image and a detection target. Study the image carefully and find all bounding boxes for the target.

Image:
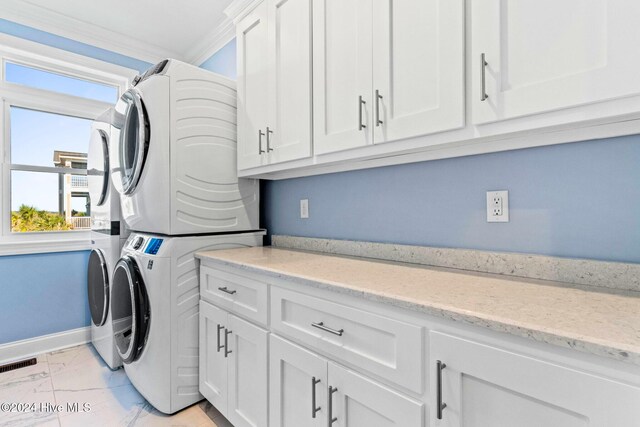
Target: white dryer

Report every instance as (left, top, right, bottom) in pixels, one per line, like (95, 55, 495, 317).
(110, 59, 259, 235)
(87, 109, 128, 370)
(111, 230, 265, 414)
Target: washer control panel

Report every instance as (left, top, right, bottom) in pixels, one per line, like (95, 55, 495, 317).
(126, 234, 164, 256)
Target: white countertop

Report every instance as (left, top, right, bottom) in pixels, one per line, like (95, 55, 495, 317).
(197, 247, 640, 366)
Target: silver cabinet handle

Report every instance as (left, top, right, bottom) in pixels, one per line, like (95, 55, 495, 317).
(312, 377, 321, 418)
(224, 329, 233, 358)
(216, 324, 225, 352)
(480, 53, 489, 102)
(258, 129, 265, 154)
(218, 286, 237, 295)
(311, 322, 344, 336)
(358, 96, 366, 130)
(266, 126, 274, 152)
(436, 360, 447, 419)
(375, 90, 383, 126)
(328, 386, 338, 425)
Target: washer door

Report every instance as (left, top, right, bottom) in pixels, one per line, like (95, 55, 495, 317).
(87, 249, 109, 327)
(114, 88, 149, 196)
(87, 127, 110, 207)
(111, 256, 150, 363)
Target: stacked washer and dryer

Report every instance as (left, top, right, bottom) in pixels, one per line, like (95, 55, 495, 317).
(87, 59, 263, 414)
(87, 108, 129, 371)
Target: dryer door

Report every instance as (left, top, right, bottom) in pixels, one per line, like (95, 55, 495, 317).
(111, 256, 150, 363)
(87, 127, 110, 206)
(113, 88, 149, 196)
(87, 249, 109, 327)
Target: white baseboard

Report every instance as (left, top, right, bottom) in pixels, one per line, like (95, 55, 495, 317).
(0, 327, 91, 365)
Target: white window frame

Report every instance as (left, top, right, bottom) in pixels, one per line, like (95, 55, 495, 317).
(0, 33, 137, 255)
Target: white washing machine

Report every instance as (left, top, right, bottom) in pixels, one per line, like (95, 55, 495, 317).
(87, 109, 129, 370)
(110, 59, 259, 235)
(111, 230, 265, 414)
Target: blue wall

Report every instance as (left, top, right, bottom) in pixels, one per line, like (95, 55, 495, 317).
(0, 251, 91, 344)
(200, 39, 237, 79)
(263, 136, 640, 263)
(0, 20, 149, 344)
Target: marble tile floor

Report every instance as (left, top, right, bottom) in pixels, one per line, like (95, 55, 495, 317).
(0, 344, 232, 427)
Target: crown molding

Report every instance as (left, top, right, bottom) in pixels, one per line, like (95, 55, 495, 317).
(187, 17, 236, 65)
(189, 0, 261, 65)
(0, 0, 180, 65)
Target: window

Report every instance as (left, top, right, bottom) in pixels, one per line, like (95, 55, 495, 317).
(0, 34, 135, 250)
(5, 62, 118, 103)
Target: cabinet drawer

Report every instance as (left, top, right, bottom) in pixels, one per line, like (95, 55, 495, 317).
(200, 266, 268, 326)
(271, 286, 423, 393)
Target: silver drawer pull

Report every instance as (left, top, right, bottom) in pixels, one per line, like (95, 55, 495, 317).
(329, 385, 338, 425)
(311, 322, 344, 336)
(216, 324, 225, 352)
(218, 286, 237, 295)
(436, 360, 447, 419)
(480, 53, 489, 102)
(358, 95, 366, 131)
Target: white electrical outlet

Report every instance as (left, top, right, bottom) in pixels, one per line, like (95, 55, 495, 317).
(300, 199, 309, 219)
(486, 191, 509, 222)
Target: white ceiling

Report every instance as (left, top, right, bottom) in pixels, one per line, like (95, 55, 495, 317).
(1, 0, 253, 65)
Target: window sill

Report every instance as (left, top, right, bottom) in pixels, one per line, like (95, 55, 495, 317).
(0, 233, 92, 256)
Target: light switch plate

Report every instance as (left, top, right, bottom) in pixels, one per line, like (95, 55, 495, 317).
(487, 191, 509, 222)
(300, 199, 309, 219)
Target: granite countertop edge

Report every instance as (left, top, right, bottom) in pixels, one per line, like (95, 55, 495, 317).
(196, 252, 639, 366)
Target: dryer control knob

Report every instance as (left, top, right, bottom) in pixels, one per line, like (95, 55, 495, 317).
(132, 237, 144, 250)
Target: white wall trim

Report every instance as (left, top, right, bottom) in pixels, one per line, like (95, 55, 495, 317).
(0, 327, 90, 365)
(190, 0, 260, 65)
(0, 237, 91, 256)
(0, 0, 174, 64)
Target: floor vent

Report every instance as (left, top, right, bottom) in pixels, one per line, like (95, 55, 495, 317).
(0, 357, 37, 374)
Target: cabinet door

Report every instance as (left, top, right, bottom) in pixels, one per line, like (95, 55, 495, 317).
(237, 2, 269, 170)
(313, 0, 373, 154)
(472, 0, 640, 124)
(269, 335, 327, 427)
(226, 314, 269, 427)
(372, 0, 464, 144)
(266, 0, 313, 164)
(199, 301, 228, 412)
(328, 362, 423, 427)
(430, 331, 640, 427)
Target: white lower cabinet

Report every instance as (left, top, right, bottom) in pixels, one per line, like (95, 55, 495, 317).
(269, 334, 424, 427)
(430, 331, 640, 427)
(201, 264, 640, 427)
(269, 334, 327, 427)
(199, 300, 268, 427)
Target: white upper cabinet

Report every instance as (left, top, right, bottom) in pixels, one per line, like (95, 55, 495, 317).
(237, 0, 312, 171)
(266, 0, 313, 164)
(237, 2, 269, 170)
(236, 0, 640, 178)
(372, 0, 465, 143)
(313, 0, 373, 154)
(313, 0, 464, 155)
(472, 0, 640, 124)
